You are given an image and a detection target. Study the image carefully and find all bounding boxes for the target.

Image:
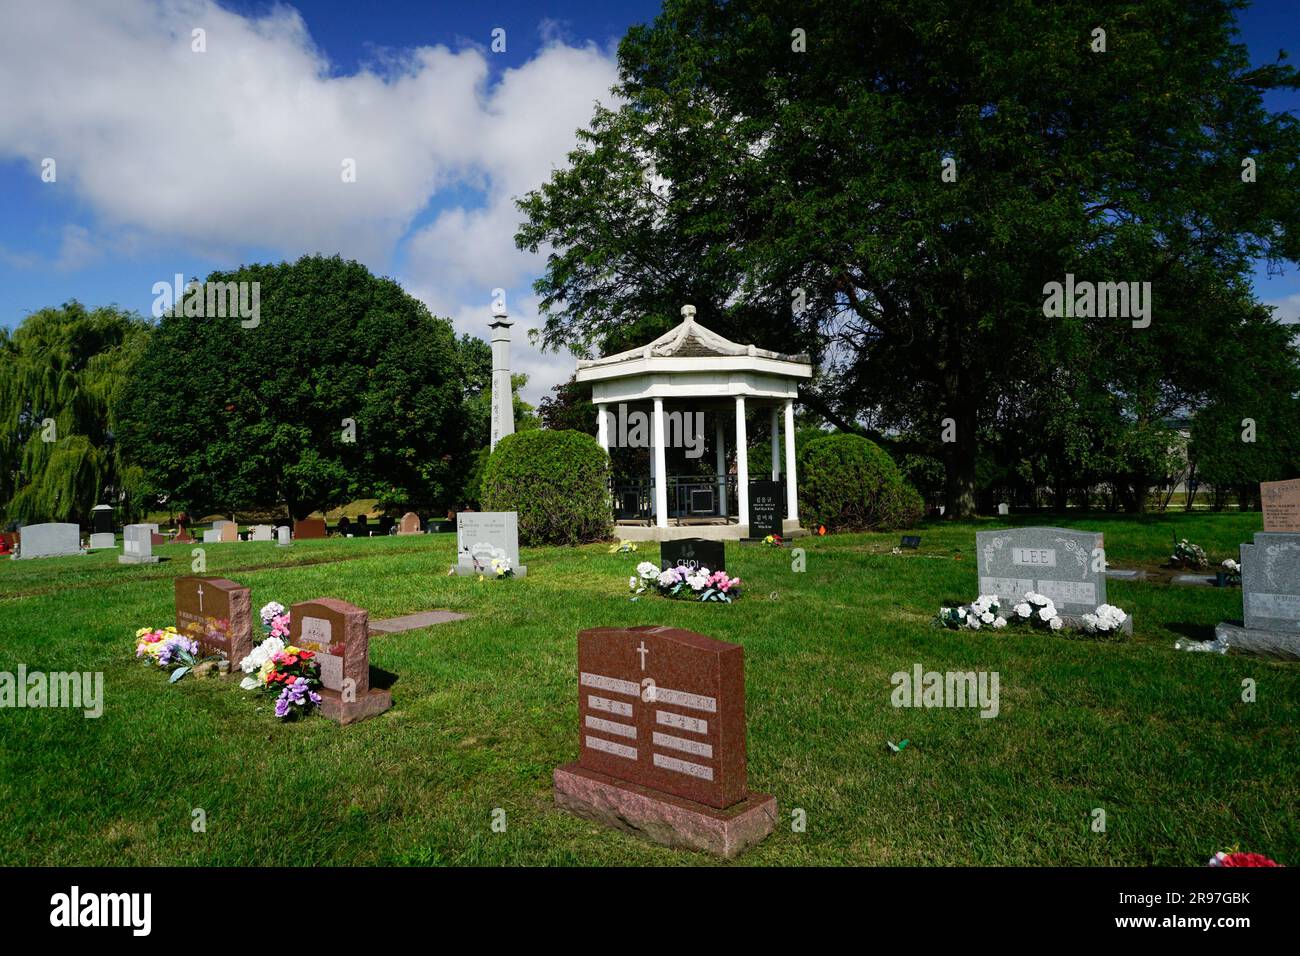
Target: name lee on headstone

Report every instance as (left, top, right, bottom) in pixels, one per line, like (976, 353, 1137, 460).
(975, 527, 1108, 620)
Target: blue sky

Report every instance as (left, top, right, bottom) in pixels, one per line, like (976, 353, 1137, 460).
(0, 0, 1296, 402)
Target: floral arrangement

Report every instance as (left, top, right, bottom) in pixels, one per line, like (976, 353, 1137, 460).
(1012, 592, 1063, 630)
(608, 540, 639, 553)
(939, 595, 1007, 630)
(488, 556, 513, 578)
(134, 626, 210, 682)
(1081, 604, 1128, 635)
(1219, 558, 1242, 586)
(629, 560, 742, 603)
(762, 534, 783, 548)
(238, 636, 285, 689)
(260, 601, 287, 629)
(249, 645, 322, 720)
(1171, 538, 1208, 569)
(1208, 848, 1281, 867)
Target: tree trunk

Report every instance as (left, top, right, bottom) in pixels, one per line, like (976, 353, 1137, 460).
(941, 384, 979, 517)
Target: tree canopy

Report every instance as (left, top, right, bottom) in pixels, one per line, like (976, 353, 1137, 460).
(517, 0, 1300, 514)
(114, 255, 481, 520)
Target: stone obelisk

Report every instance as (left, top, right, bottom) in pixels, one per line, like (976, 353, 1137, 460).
(489, 303, 515, 451)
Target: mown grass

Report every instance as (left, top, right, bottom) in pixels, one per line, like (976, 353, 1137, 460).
(0, 511, 1295, 866)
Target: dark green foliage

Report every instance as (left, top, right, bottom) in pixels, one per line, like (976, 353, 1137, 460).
(481, 429, 612, 545)
(114, 255, 475, 520)
(0, 302, 152, 524)
(798, 433, 923, 531)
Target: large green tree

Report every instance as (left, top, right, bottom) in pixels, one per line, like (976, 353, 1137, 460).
(517, 0, 1300, 515)
(115, 255, 478, 520)
(0, 302, 151, 525)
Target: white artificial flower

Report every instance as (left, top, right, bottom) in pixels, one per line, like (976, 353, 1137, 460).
(980, 612, 994, 624)
(1038, 606, 1055, 622)
(1014, 603, 1031, 619)
(686, 570, 711, 591)
(656, 569, 678, 588)
(992, 617, 1007, 629)
(239, 636, 284, 674)
(637, 561, 660, 580)
(628, 576, 638, 590)
(1049, 617, 1063, 630)
(968, 616, 981, 630)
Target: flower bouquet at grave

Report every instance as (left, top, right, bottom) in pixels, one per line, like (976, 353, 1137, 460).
(1207, 847, 1282, 867)
(762, 534, 783, 548)
(1218, 558, 1242, 587)
(1170, 538, 1209, 569)
(133, 627, 215, 683)
(1080, 603, 1129, 640)
(1011, 592, 1063, 631)
(608, 540, 639, 553)
(629, 561, 742, 603)
(263, 647, 322, 720)
(937, 594, 1007, 631)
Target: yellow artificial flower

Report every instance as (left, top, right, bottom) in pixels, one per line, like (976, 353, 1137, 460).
(136, 627, 151, 638)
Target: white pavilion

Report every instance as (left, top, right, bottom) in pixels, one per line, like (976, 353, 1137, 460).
(575, 305, 814, 540)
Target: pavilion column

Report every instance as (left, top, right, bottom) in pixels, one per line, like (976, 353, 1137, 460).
(770, 406, 781, 480)
(784, 399, 798, 522)
(652, 398, 668, 528)
(715, 412, 728, 518)
(596, 404, 610, 452)
(735, 396, 749, 526)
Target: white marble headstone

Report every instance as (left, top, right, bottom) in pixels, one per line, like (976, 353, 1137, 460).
(16, 523, 81, 559)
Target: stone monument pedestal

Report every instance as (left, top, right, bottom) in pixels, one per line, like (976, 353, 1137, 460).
(1214, 622, 1300, 661)
(451, 564, 526, 578)
(316, 686, 392, 725)
(554, 763, 775, 859)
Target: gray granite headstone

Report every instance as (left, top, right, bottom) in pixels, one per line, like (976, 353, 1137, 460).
(17, 523, 81, 559)
(202, 529, 221, 543)
(276, 526, 292, 547)
(118, 523, 159, 564)
(454, 511, 525, 577)
(1216, 532, 1300, 659)
(1241, 534, 1300, 632)
(976, 527, 1106, 619)
(250, 524, 273, 541)
(89, 532, 117, 550)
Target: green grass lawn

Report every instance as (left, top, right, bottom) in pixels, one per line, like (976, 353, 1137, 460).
(1, 511, 1295, 866)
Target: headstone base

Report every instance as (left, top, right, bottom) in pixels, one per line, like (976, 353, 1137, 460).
(118, 554, 159, 565)
(1214, 622, 1300, 661)
(451, 565, 526, 578)
(317, 686, 392, 725)
(553, 763, 776, 860)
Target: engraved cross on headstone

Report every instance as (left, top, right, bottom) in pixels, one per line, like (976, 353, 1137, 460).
(637, 640, 649, 670)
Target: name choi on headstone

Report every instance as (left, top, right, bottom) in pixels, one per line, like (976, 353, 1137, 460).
(660, 537, 726, 575)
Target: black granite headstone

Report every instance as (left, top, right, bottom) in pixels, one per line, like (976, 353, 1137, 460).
(660, 537, 726, 575)
(747, 480, 782, 538)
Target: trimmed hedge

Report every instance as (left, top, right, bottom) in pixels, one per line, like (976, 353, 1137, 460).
(481, 429, 612, 546)
(797, 433, 923, 531)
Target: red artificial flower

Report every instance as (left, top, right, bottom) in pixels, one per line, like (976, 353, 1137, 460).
(297, 650, 315, 660)
(1220, 852, 1281, 867)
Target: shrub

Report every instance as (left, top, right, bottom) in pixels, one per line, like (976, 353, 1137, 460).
(797, 433, 923, 531)
(481, 429, 612, 546)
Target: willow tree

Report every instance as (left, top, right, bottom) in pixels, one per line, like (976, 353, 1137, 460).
(0, 302, 151, 525)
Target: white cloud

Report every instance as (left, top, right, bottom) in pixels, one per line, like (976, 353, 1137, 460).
(0, 0, 619, 389)
(1264, 292, 1300, 325)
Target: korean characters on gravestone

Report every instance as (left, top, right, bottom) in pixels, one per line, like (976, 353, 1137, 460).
(553, 625, 776, 859)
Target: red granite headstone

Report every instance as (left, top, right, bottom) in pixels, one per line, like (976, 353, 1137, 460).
(1262, 478, 1300, 533)
(174, 576, 253, 664)
(151, 532, 166, 546)
(576, 625, 748, 809)
(555, 625, 775, 857)
(294, 518, 327, 539)
(290, 597, 391, 724)
(174, 524, 194, 544)
(397, 511, 421, 535)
